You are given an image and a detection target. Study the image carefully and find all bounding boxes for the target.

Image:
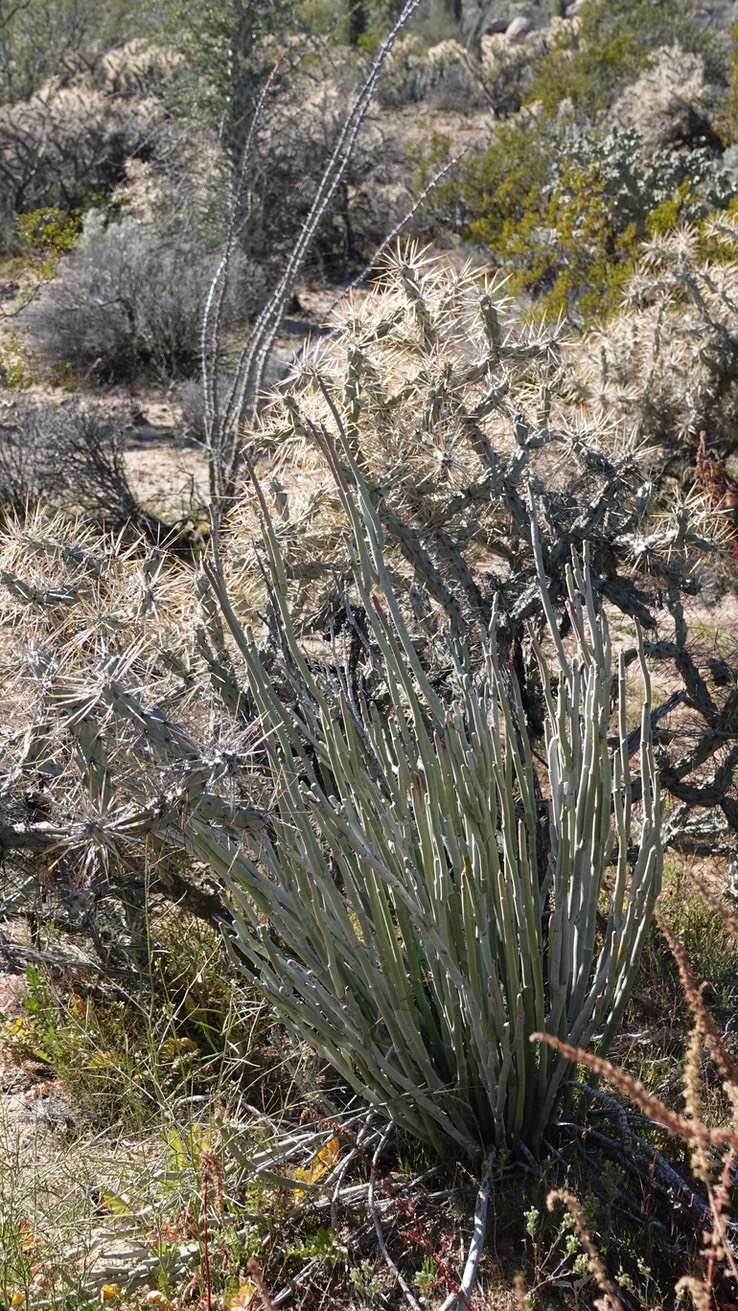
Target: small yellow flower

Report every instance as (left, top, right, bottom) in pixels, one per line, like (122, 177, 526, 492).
(100, 1284, 121, 1302)
(88, 1050, 116, 1068)
(227, 1281, 256, 1310)
(5, 1016, 35, 1042)
(294, 1135, 340, 1191)
(10, 1292, 24, 1307)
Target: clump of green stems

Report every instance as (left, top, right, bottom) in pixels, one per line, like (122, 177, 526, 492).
(201, 433, 663, 1155)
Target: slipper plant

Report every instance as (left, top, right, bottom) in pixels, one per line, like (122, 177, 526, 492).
(202, 438, 663, 1155)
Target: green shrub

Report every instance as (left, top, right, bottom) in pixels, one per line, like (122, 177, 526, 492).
(523, 0, 715, 122)
(454, 111, 550, 254)
(4, 207, 83, 315)
(16, 207, 81, 262)
(467, 127, 732, 319)
(0, 329, 33, 388)
(446, 0, 729, 318)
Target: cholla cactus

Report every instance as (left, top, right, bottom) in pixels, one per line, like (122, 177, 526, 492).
(0, 509, 267, 955)
(0, 247, 722, 966)
(576, 215, 738, 447)
(230, 244, 716, 646)
(610, 44, 719, 151)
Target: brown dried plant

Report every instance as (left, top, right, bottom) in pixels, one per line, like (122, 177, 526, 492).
(533, 887, 738, 1310)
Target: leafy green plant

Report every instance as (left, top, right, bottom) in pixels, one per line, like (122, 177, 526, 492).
(2, 209, 82, 316)
(0, 328, 33, 387)
(349, 1258, 382, 1309)
(465, 125, 732, 320)
(522, 1200, 597, 1305)
(16, 208, 81, 270)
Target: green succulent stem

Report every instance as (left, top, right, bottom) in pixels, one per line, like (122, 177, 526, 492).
(206, 449, 662, 1154)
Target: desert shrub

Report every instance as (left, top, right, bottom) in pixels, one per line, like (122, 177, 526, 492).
(557, 129, 730, 234)
(523, 0, 721, 123)
(2, 205, 83, 306)
(162, 8, 407, 266)
(453, 109, 551, 253)
(2, 257, 736, 1178)
(239, 63, 413, 267)
(90, 37, 186, 102)
(0, 80, 164, 228)
(15, 206, 81, 263)
(0, 401, 135, 517)
(377, 22, 574, 115)
(179, 373, 239, 444)
(470, 126, 733, 318)
(24, 214, 259, 383)
(236, 248, 738, 875)
(166, 0, 305, 169)
(0, 41, 195, 253)
(0, 501, 664, 1154)
(0, 400, 194, 553)
(0, 501, 261, 970)
(477, 25, 553, 117)
(235, 246, 710, 637)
